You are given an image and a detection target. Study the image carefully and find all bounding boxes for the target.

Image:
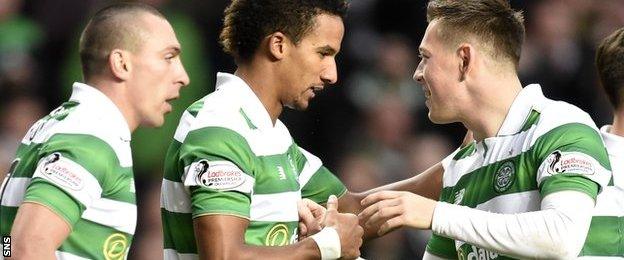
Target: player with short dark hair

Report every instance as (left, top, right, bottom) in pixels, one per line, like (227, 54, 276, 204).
(0, 3, 189, 259)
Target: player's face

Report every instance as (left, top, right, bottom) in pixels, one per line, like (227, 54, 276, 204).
(413, 20, 463, 124)
(127, 13, 189, 127)
(280, 14, 344, 111)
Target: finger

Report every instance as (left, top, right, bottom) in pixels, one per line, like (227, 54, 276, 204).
(297, 200, 317, 226)
(365, 203, 402, 229)
(358, 197, 400, 222)
(326, 194, 338, 212)
(303, 199, 326, 219)
(378, 215, 404, 236)
(298, 222, 308, 238)
(361, 191, 403, 207)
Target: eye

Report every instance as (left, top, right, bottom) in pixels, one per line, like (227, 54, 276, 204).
(318, 51, 330, 58)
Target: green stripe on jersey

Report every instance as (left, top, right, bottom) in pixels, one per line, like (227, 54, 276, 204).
(301, 166, 347, 204)
(426, 234, 458, 259)
(187, 99, 205, 117)
(518, 109, 540, 133)
(59, 219, 133, 259)
(162, 209, 197, 254)
(580, 216, 624, 256)
(180, 127, 255, 176)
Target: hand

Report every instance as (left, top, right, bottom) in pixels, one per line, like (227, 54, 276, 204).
(358, 191, 437, 236)
(297, 199, 326, 240)
(323, 195, 363, 259)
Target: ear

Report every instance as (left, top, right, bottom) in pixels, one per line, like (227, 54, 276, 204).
(267, 32, 289, 60)
(457, 43, 473, 82)
(109, 49, 131, 81)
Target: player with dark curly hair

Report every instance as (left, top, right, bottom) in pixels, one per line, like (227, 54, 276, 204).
(160, 1, 363, 259)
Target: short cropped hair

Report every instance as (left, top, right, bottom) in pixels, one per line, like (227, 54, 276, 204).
(219, 0, 348, 63)
(426, 0, 525, 69)
(79, 2, 165, 79)
(596, 28, 624, 109)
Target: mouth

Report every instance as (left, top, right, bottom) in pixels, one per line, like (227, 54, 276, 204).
(164, 96, 178, 111)
(312, 85, 324, 92)
(422, 86, 431, 99)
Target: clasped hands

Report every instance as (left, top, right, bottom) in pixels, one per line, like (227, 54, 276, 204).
(298, 191, 438, 240)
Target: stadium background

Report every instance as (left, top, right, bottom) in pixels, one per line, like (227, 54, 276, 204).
(0, 0, 622, 258)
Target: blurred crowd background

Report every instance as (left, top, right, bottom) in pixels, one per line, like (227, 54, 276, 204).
(1, 0, 623, 259)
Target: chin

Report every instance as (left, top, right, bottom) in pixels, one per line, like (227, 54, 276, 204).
(143, 117, 165, 128)
(428, 111, 455, 125)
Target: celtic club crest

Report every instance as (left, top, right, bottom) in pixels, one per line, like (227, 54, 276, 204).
(493, 161, 515, 193)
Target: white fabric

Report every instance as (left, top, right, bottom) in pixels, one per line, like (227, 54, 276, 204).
(310, 227, 341, 260)
(432, 191, 594, 259)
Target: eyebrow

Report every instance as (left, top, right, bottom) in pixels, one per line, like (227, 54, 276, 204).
(163, 46, 181, 55)
(316, 45, 338, 55)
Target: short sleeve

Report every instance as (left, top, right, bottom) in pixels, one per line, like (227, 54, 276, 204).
(24, 134, 112, 226)
(533, 123, 612, 199)
(296, 147, 346, 204)
(179, 127, 256, 219)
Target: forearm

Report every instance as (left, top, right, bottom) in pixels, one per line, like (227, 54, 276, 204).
(432, 191, 594, 259)
(360, 163, 443, 200)
(343, 163, 443, 214)
(209, 238, 321, 260)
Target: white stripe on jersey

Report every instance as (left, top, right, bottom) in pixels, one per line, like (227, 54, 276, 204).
(250, 191, 301, 222)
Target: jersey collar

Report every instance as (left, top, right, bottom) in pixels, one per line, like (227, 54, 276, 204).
(600, 125, 624, 156)
(215, 72, 275, 130)
(497, 84, 548, 136)
(69, 82, 132, 141)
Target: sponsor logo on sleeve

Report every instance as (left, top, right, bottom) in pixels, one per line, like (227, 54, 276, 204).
(542, 150, 595, 176)
(38, 153, 85, 190)
(190, 160, 246, 190)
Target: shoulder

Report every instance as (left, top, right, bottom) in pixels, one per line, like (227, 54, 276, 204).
(26, 101, 131, 168)
(533, 100, 598, 138)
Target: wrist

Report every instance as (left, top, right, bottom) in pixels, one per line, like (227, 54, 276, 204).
(310, 226, 341, 260)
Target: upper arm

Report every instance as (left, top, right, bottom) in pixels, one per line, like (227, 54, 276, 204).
(181, 127, 256, 219)
(11, 202, 71, 259)
(533, 123, 611, 199)
(24, 134, 115, 226)
(193, 214, 249, 259)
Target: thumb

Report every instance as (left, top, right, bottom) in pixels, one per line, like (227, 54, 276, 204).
(326, 195, 338, 212)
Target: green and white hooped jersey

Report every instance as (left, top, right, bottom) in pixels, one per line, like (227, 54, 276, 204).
(577, 125, 624, 259)
(161, 73, 346, 259)
(425, 84, 612, 260)
(0, 83, 136, 260)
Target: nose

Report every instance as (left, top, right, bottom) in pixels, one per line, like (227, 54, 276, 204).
(412, 62, 424, 83)
(177, 59, 190, 88)
(321, 59, 338, 85)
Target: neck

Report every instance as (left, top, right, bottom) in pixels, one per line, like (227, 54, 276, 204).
(85, 78, 138, 132)
(234, 62, 282, 125)
(611, 108, 624, 137)
(461, 74, 523, 142)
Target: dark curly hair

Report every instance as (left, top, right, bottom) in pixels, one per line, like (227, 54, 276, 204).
(220, 0, 348, 63)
